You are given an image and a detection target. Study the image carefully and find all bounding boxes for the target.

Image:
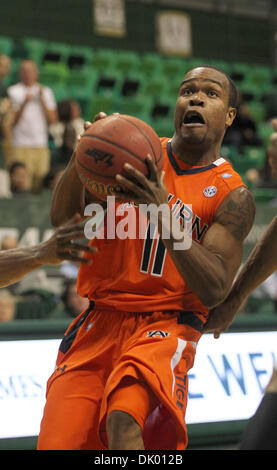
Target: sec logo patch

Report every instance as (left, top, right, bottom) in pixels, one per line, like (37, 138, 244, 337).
(203, 186, 217, 198)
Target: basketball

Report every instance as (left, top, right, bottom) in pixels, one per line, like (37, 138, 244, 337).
(75, 114, 163, 200)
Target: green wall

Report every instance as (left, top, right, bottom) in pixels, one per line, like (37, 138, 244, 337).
(0, 0, 274, 64)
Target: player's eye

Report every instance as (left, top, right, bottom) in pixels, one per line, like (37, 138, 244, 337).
(207, 90, 218, 97)
(182, 88, 193, 96)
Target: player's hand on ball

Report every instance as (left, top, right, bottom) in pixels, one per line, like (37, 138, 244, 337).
(115, 155, 168, 206)
(77, 113, 120, 143)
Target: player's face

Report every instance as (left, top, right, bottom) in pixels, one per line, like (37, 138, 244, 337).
(174, 67, 236, 147)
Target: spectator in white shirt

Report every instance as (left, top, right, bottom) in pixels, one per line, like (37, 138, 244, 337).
(8, 60, 58, 192)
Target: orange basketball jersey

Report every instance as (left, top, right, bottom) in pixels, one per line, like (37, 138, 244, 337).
(77, 137, 245, 319)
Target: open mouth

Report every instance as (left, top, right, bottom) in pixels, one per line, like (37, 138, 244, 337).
(183, 111, 205, 125)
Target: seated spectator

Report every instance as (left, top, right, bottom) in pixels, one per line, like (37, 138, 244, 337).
(0, 289, 16, 322)
(0, 168, 12, 197)
(61, 279, 89, 318)
(42, 164, 65, 192)
(50, 99, 84, 166)
(9, 161, 31, 195)
(245, 121, 277, 189)
(223, 100, 263, 150)
(70, 99, 85, 139)
(50, 99, 84, 147)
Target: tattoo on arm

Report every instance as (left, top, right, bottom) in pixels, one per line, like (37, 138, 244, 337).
(215, 188, 255, 241)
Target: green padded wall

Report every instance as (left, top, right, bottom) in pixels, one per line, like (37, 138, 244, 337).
(0, 0, 274, 64)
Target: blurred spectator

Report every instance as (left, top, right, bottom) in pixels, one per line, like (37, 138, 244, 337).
(263, 93, 277, 121)
(0, 54, 13, 167)
(9, 161, 31, 195)
(7, 60, 58, 193)
(245, 119, 277, 189)
(50, 99, 84, 147)
(61, 279, 89, 318)
(50, 99, 84, 166)
(223, 100, 262, 150)
(0, 168, 11, 198)
(70, 100, 85, 138)
(245, 151, 277, 189)
(0, 289, 16, 322)
(49, 100, 71, 148)
(42, 164, 65, 192)
(0, 54, 11, 97)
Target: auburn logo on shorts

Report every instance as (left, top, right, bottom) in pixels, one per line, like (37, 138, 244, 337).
(146, 330, 170, 338)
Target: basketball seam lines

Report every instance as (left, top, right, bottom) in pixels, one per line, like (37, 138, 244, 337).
(77, 157, 117, 180)
(81, 133, 151, 166)
(117, 115, 162, 165)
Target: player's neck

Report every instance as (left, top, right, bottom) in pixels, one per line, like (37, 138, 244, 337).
(171, 136, 222, 166)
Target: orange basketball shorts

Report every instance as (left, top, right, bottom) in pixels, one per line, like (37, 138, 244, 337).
(37, 303, 203, 450)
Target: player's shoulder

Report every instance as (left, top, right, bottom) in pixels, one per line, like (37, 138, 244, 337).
(214, 180, 255, 242)
(212, 159, 245, 190)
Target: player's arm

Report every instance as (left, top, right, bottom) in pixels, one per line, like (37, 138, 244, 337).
(116, 156, 255, 308)
(0, 214, 97, 288)
(159, 186, 255, 307)
(50, 149, 86, 226)
(50, 114, 107, 227)
(205, 122, 277, 336)
(204, 210, 277, 336)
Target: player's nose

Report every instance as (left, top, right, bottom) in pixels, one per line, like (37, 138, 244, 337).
(189, 93, 205, 107)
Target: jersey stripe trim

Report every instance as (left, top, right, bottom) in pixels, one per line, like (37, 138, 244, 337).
(166, 140, 226, 175)
(170, 338, 187, 396)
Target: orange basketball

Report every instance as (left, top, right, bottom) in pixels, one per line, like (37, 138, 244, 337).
(75, 114, 163, 200)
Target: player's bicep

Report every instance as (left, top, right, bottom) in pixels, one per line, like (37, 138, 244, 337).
(202, 186, 255, 286)
(202, 222, 243, 285)
(214, 186, 255, 242)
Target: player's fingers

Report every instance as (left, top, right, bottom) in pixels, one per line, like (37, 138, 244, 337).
(58, 242, 97, 252)
(122, 163, 151, 189)
(57, 252, 92, 264)
(57, 226, 87, 239)
(115, 173, 149, 199)
(160, 170, 166, 187)
(63, 213, 82, 226)
(77, 122, 92, 142)
(93, 112, 107, 122)
(145, 154, 159, 182)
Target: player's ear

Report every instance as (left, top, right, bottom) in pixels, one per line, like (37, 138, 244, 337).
(225, 107, 236, 128)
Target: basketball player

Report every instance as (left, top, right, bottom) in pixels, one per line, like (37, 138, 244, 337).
(204, 120, 277, 449)
(37, 66, 255, 450)
(0, 213, 96, 288)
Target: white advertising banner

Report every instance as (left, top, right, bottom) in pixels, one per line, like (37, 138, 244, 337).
(0, 331, 276, 439)
(186, 331, 277, 424)
(93, 0, 126, 37)
(156, 11, 192, 57)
